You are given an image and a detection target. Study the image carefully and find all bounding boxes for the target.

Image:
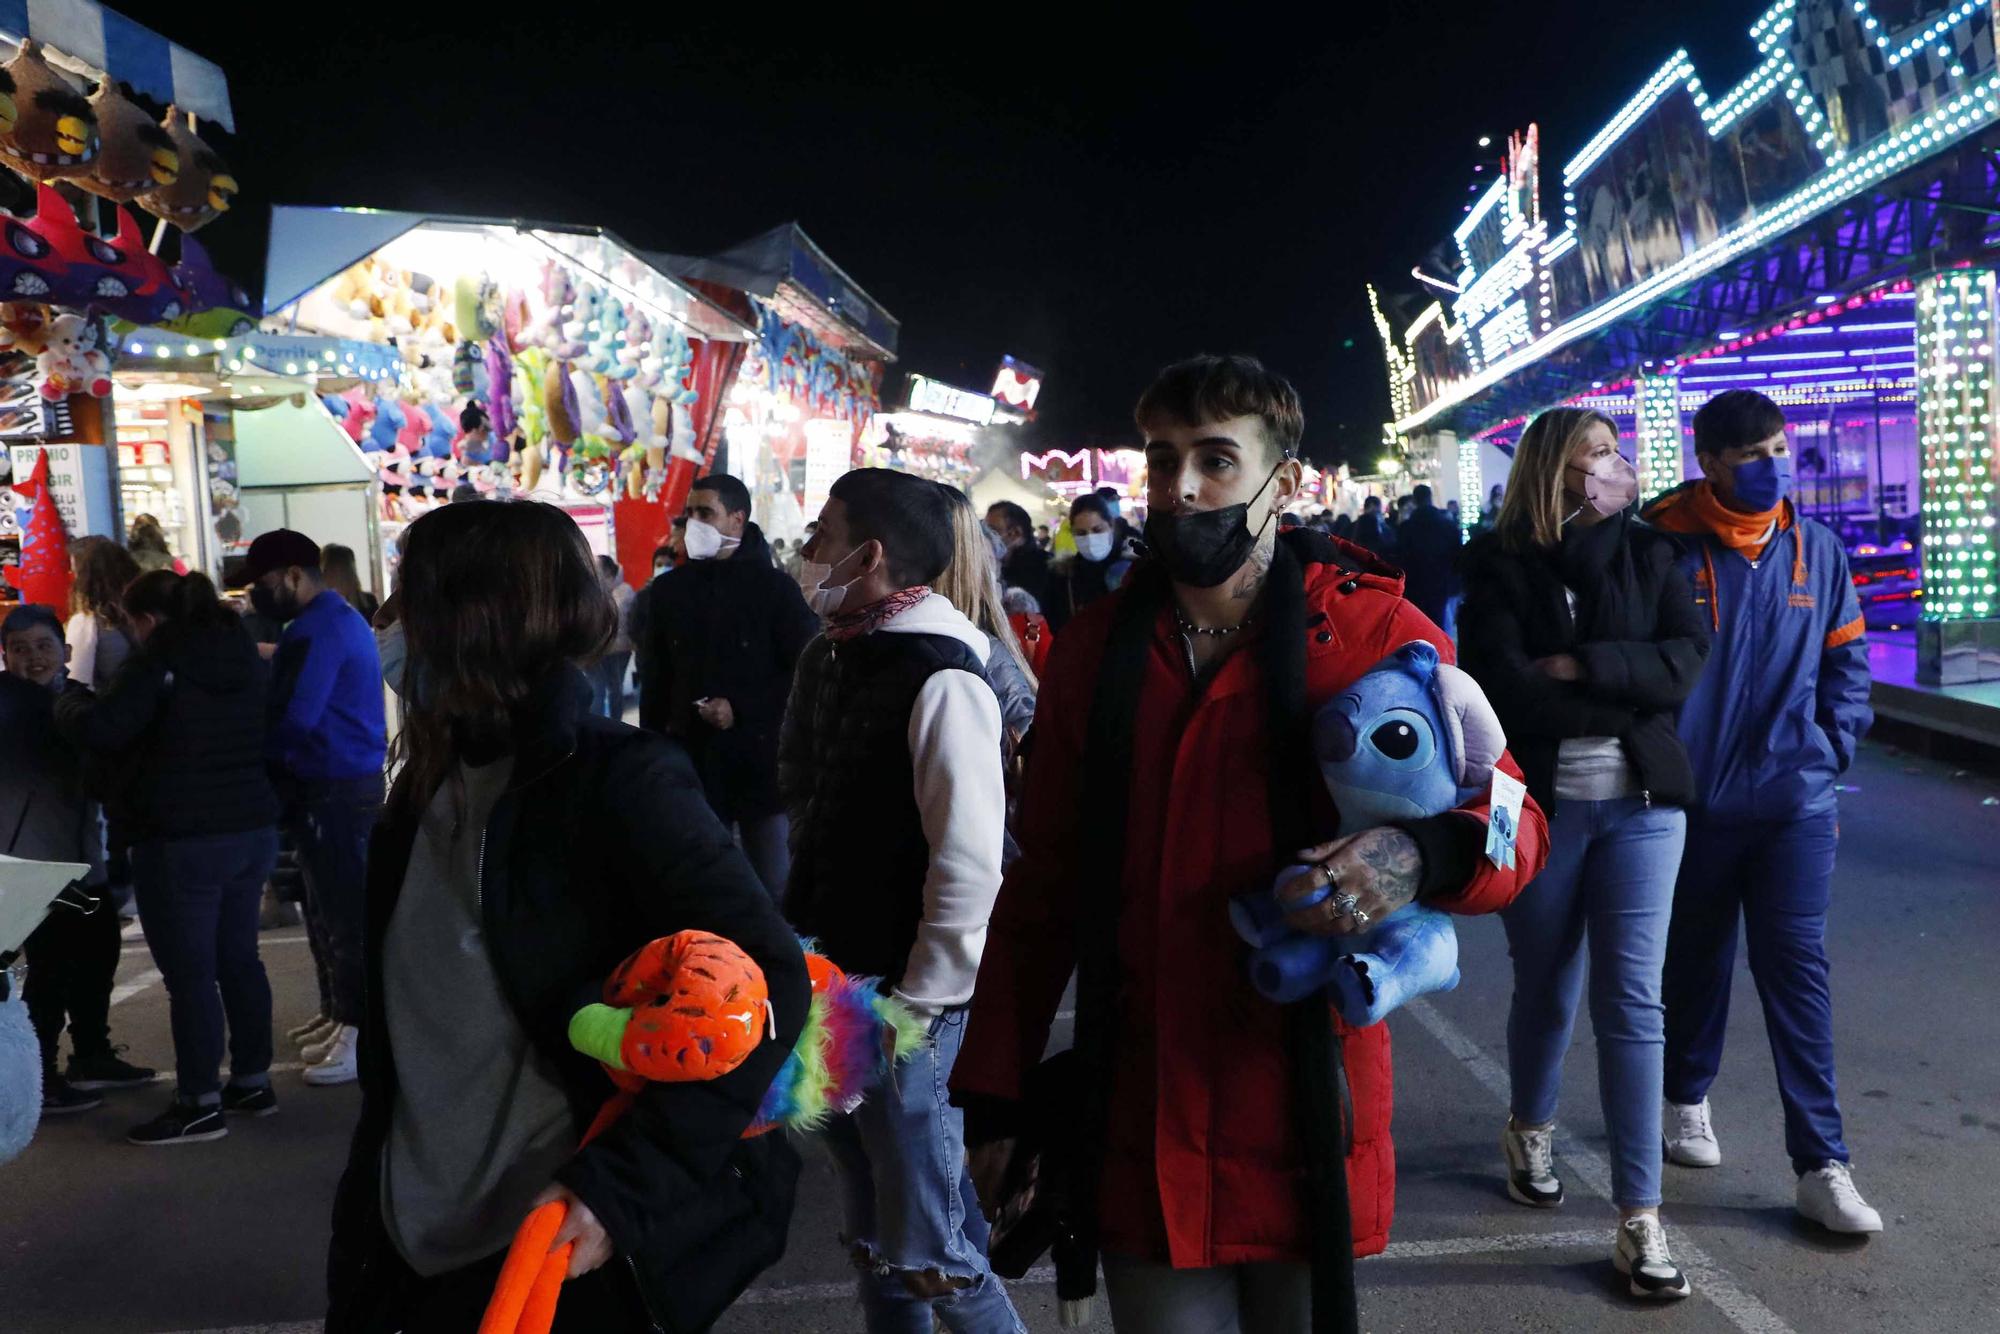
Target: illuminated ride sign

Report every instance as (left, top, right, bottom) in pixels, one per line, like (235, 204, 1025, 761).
(906, 374, 997, 425)
(992, 355, 1044, 414)
(1372, 0, 2000, 435)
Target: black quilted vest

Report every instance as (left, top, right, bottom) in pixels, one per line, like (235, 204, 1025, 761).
(779, 629, 985, 984)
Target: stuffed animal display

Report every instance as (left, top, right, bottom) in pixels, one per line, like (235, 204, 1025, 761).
(1231, 640, 1504, 1026)
(135, 109, 235, 232)
(65, 80, 177, 202)
(36, 311, 110, 400)
(0, 42, 96, 179)
(478, 931, 923, 1334)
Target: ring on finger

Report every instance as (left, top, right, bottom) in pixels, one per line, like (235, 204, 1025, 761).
(1332, 893, 1361, 918)
(1351, 907, 1372, 928)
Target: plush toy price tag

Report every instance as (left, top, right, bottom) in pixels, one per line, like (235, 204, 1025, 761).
(1485, 768, 1527, 871)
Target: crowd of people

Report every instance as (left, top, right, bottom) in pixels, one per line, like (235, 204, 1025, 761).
(0, 354, 1883, 1332)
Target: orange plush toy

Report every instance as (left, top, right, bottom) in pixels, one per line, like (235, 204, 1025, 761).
(478, 930, 770, 1334)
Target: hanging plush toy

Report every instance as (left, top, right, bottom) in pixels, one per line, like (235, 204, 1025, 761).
(136, 109, 236, 232)
(478, 934, 922, 1334)
(28, 184, 148, 310)
(0, 300, 48, 355)
(36, 312, 110, 400)
(66, 81, 177, 202)
(1231, 640, 1502, 1026)
(0, 42, 96, 180)
(95, 206, 182, 325)
(7, 448, 72, 607)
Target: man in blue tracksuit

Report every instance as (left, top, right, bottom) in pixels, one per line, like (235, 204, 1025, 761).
(245, 529, 386, 1090)
(1642, 389, 1882, 1235)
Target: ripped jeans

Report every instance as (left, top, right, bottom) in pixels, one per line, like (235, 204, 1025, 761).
(820, 1006, 1026, 1334)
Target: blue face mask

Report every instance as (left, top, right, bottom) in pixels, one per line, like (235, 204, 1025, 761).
(1731, 455, 1793, 511)
(375, 621, 428, 706)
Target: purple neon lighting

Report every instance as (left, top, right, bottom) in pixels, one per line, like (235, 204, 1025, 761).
(1847, 344, 1919, 356)
(1840, 321, 1916, 332)
(1744, 350, 1848, 361)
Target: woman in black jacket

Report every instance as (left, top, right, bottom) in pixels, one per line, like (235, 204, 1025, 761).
(57, 571, 282, 1146)
(1457, 406, 1709, 1301)
(327, 500, 809, 1334)
(1043, 492, 1134, 632)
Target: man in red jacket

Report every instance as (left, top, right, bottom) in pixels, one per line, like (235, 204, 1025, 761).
(954, 355, 1548, 1333)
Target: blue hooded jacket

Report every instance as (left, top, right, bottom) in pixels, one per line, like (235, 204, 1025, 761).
(1641, 484, 1871, 823)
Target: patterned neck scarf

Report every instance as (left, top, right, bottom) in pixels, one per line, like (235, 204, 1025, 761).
(824, 587, 931, 642)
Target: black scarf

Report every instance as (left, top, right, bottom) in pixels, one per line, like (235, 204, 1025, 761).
(1072, 533, 1359, 1333)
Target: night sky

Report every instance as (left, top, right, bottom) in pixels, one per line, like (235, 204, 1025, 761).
(163, 1, 1758, 467)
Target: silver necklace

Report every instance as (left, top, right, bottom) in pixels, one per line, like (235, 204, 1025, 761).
(1173, 606, 1250, 678)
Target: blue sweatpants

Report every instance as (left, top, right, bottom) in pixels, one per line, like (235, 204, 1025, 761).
(1662, 810, 1848, 1175)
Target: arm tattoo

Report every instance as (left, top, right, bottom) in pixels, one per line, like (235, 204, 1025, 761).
(1356, 828, 1421, 910)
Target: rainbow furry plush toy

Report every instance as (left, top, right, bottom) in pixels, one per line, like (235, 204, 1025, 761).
(480, 934, 923, 1334)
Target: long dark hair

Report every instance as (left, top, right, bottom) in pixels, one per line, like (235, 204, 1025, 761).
(391, 501, 615, 815)
(122, 569, 237, 633)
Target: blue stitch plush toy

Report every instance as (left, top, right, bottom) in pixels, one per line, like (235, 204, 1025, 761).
(1231, 640, 1507, 1026)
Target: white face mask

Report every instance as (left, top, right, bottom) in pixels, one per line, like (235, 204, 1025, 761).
(1076, 530, 1115, 563)
(683, 517, 726, 561)
(376, 620, 416, 700)
(794, 547, 864, 618)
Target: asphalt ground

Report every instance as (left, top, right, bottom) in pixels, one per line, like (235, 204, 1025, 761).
(2, 738, 1995, 1333)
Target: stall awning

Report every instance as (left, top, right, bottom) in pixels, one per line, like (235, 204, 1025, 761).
(651, 223, 900, 362)
(262, 206, 758, 343)
(0, 1, 232, 130)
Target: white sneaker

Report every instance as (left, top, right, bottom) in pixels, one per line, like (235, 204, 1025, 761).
(302, 1027, 358, 1087)
(1613, 1215, 1692, 1300)
(1664, 1098, 1721, 1168)
(1796, 1163, 1883, 1234)
(1501, 1120, 1564, 1208)
(289, 1014, 335, 1046)
(300, 1023, 349, 1065)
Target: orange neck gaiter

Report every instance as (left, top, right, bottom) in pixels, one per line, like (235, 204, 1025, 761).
(1654, 481, 1790, 561)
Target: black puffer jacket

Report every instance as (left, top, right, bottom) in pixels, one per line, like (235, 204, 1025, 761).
(1457, 513, 1709, 813)
(327, 667, 810, 1334)
(55, 617, 279, 847)
(635, 524, 819, 823)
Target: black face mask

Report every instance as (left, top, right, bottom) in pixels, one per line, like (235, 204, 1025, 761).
(250, 583, 297, 623)
(1143, 460, 1284, 589)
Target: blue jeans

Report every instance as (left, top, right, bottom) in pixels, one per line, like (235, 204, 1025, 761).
(591, 652, 632, 720)
(131, 828, 281, 1101)
(820, 1007, 1025, 1334)
(291, 776, 381, 1027)
(1500, 797, 1685, 1209)
(1664, 811, 1848, 1175)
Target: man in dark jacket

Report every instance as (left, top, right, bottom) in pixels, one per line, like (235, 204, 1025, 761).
(247, 529, 386, 1089)
(2, 606, 151, 1112)
(1395, 484, 1462, 628)
(637, 474, 819, 900)
(985, 500, 1051, 608)
(1349, 494, 1396, 560)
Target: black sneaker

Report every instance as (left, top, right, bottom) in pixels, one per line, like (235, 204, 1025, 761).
(127, 1100, 228, 1146)
(42, 1077, 104, 1114)
(67, 1047, 158, 1090)
(221, 1083, 278, 1117)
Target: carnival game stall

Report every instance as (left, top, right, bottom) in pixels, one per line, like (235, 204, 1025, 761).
(1368, 0, 2000, 680)
(0, 6, 246, 611)
(656, 224, 895, 539)
(260, 208, 755, 575)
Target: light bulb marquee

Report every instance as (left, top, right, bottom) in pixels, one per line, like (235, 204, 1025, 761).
(1635, 373, 1686, 500)
(1914, 269, 1998, 620)
(1375, 0, 2000, 438)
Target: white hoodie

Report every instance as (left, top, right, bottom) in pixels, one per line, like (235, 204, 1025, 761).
(874, 593, 1006, 1016)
